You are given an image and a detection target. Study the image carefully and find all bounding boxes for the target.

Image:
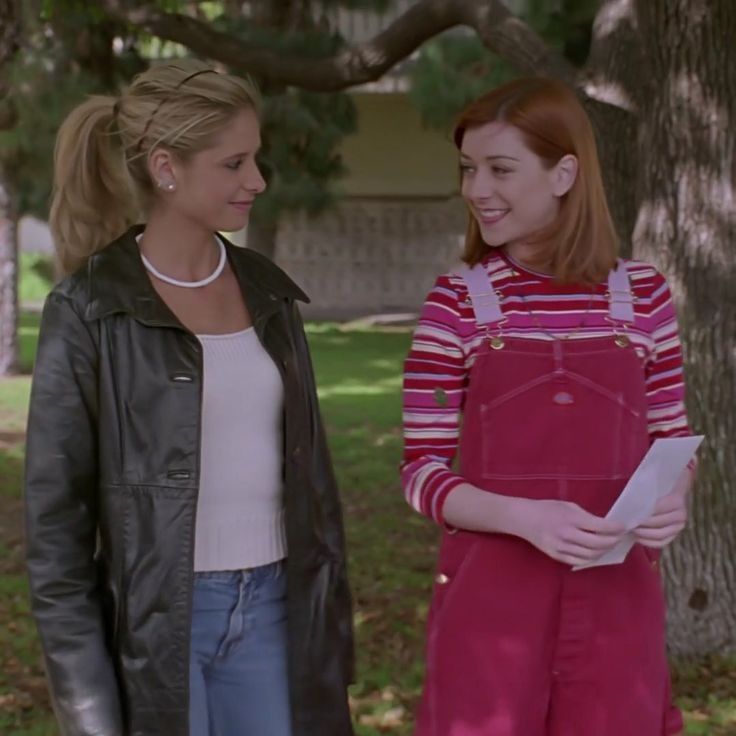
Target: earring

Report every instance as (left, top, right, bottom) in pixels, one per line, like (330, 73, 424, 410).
(158, 181, 176, 192)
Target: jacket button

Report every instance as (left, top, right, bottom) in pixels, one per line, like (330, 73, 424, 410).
(292, 445, 302, 459)
(435, 573, 450, 585)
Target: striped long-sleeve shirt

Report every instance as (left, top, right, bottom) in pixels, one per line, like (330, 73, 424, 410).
(401, 249, 690, 525)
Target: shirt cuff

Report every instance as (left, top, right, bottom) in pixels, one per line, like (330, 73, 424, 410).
(432, 474, 467, 529)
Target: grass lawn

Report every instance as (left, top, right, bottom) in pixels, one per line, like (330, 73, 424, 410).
(18, 253, 55, 307)
(0, 316, 734, 735)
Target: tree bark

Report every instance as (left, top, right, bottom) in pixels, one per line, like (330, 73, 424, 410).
(580, 0, 641, 250)
(629, 0, 736, 656)
(0, 0, 21, 376)
(582, 98, 638, 251)
(0, 167, 19, 376)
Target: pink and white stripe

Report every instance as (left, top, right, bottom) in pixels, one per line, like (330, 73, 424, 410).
(401, 250, 691, 524)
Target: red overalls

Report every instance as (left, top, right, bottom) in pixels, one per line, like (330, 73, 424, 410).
(415, 262, 683, 736)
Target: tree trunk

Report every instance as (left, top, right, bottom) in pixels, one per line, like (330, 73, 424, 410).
(0, 167, 19, 376)
(0, 0, 21, 376)
(631, 0, 736, 656)
(584, 99, 638, 253)
(246, 214, 279, 261)
(582, 0, 642, 252)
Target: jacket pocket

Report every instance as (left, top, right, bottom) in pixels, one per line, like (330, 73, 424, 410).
(112, 495, 130, 651)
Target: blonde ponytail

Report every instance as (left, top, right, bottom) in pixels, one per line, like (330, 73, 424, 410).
(49, 61, 259, 276)
(50, 95, 138, 275)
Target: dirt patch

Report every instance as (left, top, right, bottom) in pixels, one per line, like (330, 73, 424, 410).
(0, 498, 24, 575)
(0, 431, 25, 450)
(0, 493, 51, 731)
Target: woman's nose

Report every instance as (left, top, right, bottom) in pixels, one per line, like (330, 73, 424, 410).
(462, 169, 494, 201)
(244, 161, 267, 194)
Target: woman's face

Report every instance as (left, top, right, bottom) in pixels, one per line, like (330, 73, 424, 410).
(152, 106, 267, 232)
(459, 122, 576, 249)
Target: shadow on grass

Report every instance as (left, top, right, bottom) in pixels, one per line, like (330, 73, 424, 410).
(1, 306, 53, 732)
(0, 443, 54, 734)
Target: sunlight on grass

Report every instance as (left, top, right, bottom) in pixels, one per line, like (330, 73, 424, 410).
(19, 253, 54, 306)
(0, 378, 31, 434)
(318, 375, 403, 399)
(304, 322, 346, 334)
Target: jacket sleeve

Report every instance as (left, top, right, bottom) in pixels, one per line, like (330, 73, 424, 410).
(24, 292, 123, 736)
(289, 301, 356, 685)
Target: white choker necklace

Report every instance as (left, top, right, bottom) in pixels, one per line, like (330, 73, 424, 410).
(140, 236, 227, 288)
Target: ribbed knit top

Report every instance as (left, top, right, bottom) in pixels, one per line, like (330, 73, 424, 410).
(193, 327, 286, 571)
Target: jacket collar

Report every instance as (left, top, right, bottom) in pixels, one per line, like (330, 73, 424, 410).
(83, 225, 308, 329)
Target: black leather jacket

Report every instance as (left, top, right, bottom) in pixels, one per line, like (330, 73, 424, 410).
(24, 226, 354, 736)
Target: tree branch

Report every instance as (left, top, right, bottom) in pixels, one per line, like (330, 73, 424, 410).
(581, 0, 643, 112)
(98, 0, 578, 91)
(468, 2, 577, 84)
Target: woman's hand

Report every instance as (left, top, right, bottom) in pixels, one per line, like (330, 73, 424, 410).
(633, 467, 692, 549)
(518, 499, 627, 567)
(633, 491, 688, 549)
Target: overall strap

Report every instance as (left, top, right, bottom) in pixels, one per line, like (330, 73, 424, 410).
(607, 259, 634, 323)
(457, 264, 504, 326)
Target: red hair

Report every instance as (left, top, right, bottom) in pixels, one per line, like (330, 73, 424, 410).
(454, 77, 618, 284)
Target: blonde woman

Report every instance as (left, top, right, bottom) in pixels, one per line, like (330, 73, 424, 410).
(24, 60, 354, 736)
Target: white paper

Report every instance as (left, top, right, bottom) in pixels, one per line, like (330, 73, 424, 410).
(572, 435, 704, 571)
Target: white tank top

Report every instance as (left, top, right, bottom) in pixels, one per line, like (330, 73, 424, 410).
(193, 327, 286, 571)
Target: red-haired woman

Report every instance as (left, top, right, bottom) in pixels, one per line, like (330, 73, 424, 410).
(401, 78, 694, 736)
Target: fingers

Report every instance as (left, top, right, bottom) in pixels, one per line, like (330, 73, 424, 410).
(634, 534, 677, 549)
(637, 509, 687, 531)
(573, 508, 626, 537)
(634, 523, 685, 545)
(564, 527, 624, 551)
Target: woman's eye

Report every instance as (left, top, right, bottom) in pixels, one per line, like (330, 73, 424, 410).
(459, 164, 475, 175)
(492, 167, 511, 175)
(226, 160, 243, 170)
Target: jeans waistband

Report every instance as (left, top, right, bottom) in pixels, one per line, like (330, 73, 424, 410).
(194, 559, 284, 583)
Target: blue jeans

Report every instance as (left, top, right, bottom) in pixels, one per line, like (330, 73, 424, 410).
(189, 562, 292, 736)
